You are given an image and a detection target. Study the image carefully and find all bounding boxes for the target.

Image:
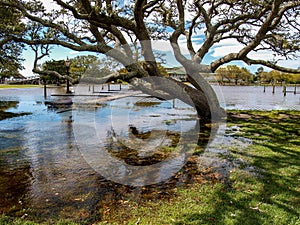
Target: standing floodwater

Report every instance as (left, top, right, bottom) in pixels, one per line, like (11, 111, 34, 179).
(0, 86, 202, 222)
(213, 85, 300, 110)
(0, 85, 298, 222)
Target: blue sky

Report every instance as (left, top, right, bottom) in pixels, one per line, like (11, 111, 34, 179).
(20, 41, 262, 77)
(21, 36, 299, 77)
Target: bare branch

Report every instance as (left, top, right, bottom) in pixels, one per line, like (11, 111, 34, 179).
(243, 57, 300, 74)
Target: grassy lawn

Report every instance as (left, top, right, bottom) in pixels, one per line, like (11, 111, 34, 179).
(0, 84, 41, 89)
(1, 110, 299, 224)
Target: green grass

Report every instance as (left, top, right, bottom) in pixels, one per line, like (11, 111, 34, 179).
(1, 110, 299, 225)
(0, 84, 41, 89)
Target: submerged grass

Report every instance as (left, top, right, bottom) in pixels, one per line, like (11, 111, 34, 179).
(0, 111, 31, 120)
(1, 110, 299, 224)
(0, 101, 31, 120)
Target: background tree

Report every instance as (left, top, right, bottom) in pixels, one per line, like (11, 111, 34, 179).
(41, 55, 99, 84)
(227, 65, 242, 85)
(84, 59, 114, 78)
(268, 70, 282, 84)
(214, 67, 227, 84)
(257, 70, 300, 84)
(215, 65, 253, 85)
(0, 4, 26, 82)
(285, 73, 300, 84)
(255, 67, 265, 83)
(240, 68, 253, 84)
(41, 59, 67, 84)
(70, 55, 98, 80)
(1, 0, 300, 121)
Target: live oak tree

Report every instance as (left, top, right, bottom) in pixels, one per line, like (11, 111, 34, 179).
(215, 65, 253, 85)
(0, 5, 25, 81)
(69, 55, 98, 79)
(1, 0, 300, 121)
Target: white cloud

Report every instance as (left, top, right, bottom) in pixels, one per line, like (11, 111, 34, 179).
(152, 40, 174, 52)
(69, 51, 79, 55)
(210, 39, 243, 57)
(152, 35, 203, 56)
(249, 51, 300, 69)
(20, 66, 34, 77)
(248, 51, 274, 61)
(20, 57, 35, 77)
(277, 58, 300, 69)
(42, 0, 62, 12)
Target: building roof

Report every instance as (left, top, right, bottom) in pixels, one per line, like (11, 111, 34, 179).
(165, 67, 186, 75)
(13, 73, 26, 79)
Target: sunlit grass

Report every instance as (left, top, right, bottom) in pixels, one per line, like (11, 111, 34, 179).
(0, 84, 41, 89)
(96, 110, 300, 225)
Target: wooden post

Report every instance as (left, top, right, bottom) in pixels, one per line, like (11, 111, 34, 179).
(272, 81, 276, 94)
(283, 85, 286, 96)
(92, 85, 95, 93)
(108, 83, 110, 91)
(43, 83, 47, 99)
(66, 79, 71, 94)
(294, 84, 297, 95)
(88, 85, 90, 92)
(263, 85, 266, 93)
(119, 83, 122, 90)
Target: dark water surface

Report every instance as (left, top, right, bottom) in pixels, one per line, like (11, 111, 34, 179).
(0, 85, 298, 222)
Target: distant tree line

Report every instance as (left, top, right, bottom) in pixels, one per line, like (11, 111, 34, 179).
(255, 67, 300, 84)
(215, 66, 300, 85)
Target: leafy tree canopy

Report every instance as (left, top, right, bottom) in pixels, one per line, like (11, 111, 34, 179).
(257, 69, 300, 83)
(0, 4, 26, 78)
(40, 55, 99, 83)
(215, 65, 253, 84)
(1, 0, 299, 74)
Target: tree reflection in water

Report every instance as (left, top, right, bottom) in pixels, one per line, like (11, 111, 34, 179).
(0, 95, 225, 223)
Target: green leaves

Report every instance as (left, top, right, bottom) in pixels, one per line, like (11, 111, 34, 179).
(0, 4, 26, 77)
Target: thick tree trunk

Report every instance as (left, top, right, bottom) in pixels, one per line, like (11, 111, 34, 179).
(187, 85, 225, 123)
(185, 72, 225, 123)
(131, 74, 225, 123)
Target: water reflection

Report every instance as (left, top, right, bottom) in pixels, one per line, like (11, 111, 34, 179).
(1, 85, 297, 222)
(213, 85, 300, 110)
(73, 95, 206, 187)
(0, 88, 216, 222)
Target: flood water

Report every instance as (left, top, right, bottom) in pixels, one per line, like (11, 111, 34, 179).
(0, 85, 299, 223)
(0, 85, 202, 222)
(213, 85, 300, 110)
